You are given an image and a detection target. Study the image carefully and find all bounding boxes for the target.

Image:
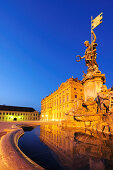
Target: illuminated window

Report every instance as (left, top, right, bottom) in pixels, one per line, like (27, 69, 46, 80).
(60, 112, 61, 118)
(67, 94, 69, 101)
(60, 97, 61, 104)
(63, 96, 65, 103)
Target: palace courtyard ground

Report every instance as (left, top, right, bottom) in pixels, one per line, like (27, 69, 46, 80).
(0, 121, 45, 170)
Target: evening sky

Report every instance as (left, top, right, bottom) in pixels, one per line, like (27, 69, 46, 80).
(0, 0, 113, 110)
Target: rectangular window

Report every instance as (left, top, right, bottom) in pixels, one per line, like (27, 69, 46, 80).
(57, 99, 58, 105)
(67, 95, 69, 101)
(74, 88, 76, 90)
(63, 96, 65, 103)
(0, 113, 1, 115)
(60, 97, 61, 104)
(57, 112, 58, 118)
(3, 112, 5, 115)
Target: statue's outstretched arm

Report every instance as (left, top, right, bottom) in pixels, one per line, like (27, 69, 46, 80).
(81, 55, 85, 59)
(76, 55, 85, 62)
(91, 30, 96, 43)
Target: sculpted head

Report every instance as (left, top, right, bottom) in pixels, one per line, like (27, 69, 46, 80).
(84, 41, 89, 47)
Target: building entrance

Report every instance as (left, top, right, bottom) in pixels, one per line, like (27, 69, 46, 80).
(13, 118, 17, 121)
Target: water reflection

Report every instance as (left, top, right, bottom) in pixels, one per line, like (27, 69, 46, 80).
(39, 125, 113, 170)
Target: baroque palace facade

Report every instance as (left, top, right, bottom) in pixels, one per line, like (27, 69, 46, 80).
(41, 77, 84, 121)
(0, 105, 39, 121)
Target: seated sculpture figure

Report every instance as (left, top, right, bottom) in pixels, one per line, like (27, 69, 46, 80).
(76, 30, 99, 72)
(97, 85, 110, 113)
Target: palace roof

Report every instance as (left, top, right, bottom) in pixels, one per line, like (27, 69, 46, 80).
(0, 105, 35, 112)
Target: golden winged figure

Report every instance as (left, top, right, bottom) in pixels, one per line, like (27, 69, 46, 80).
(76, 30, 98, 72)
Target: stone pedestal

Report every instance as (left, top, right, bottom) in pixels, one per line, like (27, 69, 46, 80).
(82, 72, 106, 101)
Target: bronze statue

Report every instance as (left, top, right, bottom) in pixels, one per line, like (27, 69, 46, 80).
(76, 30, 99, 72)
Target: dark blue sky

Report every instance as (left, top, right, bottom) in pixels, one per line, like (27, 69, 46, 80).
(0, 0, 113, 111)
